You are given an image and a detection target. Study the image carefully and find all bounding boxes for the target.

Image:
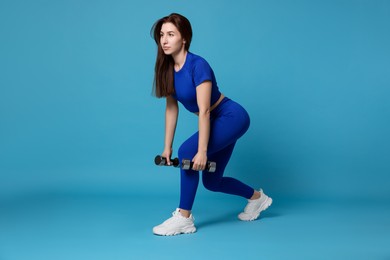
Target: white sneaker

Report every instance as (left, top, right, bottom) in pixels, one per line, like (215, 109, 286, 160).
(238, 189, 272, 221)
(153, 209, 197, 236)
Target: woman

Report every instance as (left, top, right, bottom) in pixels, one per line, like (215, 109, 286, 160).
(151, 13, 272, 236)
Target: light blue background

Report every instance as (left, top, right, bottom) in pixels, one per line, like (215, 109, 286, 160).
(1, 0, 389, 200)
(1, 1, 390, 259)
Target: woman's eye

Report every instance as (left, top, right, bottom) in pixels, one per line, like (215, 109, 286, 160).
(169, 34, 174, 37)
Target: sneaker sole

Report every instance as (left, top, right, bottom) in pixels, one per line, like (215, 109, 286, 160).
(239, 196, 273, 221)
(153, 226, 197, 236)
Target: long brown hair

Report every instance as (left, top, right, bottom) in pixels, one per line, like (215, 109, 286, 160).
(151, 13, 193, 97)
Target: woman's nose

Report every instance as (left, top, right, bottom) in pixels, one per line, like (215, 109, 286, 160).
(162, 36, 167, 44)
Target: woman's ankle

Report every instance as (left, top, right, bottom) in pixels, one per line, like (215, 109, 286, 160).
(178, 209, 191, 218)
(250, 190, 261, 200)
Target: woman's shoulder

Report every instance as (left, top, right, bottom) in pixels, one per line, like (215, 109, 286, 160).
(188, 52, 210, 68)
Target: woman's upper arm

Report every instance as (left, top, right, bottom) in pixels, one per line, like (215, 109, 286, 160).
(166, 95, 178, 110)
(196, 81, 212, 113)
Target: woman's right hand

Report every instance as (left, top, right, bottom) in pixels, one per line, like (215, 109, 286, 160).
(161, 148, 173, 165)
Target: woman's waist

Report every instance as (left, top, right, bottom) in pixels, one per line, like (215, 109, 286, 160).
(194, 93, 227, 115)
(210, 93, 226, 112)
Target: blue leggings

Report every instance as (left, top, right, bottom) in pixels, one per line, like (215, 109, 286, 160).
(178, 97, 254, 210)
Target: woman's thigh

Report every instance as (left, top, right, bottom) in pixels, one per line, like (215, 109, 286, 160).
(179, 100, 250, 159)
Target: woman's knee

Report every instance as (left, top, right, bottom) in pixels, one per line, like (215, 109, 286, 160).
(178, 143, 194, 160)
(202, 176, 221, 192)
(178, 134, 198, 159)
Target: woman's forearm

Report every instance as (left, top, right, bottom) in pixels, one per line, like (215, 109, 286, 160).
(164, 99, 178, 150)
(197, 110, 210, 153)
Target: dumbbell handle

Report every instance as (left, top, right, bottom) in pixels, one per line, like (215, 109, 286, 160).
(154, 155, 216, 172)
(182, 159, 216, 173)
(154, 155, 180, 167)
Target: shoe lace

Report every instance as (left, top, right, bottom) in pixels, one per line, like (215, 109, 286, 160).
(164, 210, 194, 224)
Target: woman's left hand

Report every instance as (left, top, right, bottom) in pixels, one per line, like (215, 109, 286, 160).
(192, 152, 207, 171)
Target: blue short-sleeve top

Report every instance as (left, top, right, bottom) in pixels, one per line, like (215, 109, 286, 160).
(172, 52, 221, 113)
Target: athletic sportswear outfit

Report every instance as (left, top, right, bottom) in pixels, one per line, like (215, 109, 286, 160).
(173, 52, 254, 210)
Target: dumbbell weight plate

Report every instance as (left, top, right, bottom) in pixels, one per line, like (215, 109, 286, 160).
(181, 159, 216, 172)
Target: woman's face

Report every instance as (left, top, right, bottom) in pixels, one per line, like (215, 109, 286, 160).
(160, 22, 185, 56)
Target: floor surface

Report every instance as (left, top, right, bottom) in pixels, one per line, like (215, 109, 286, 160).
(0, 191, 389, 260)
